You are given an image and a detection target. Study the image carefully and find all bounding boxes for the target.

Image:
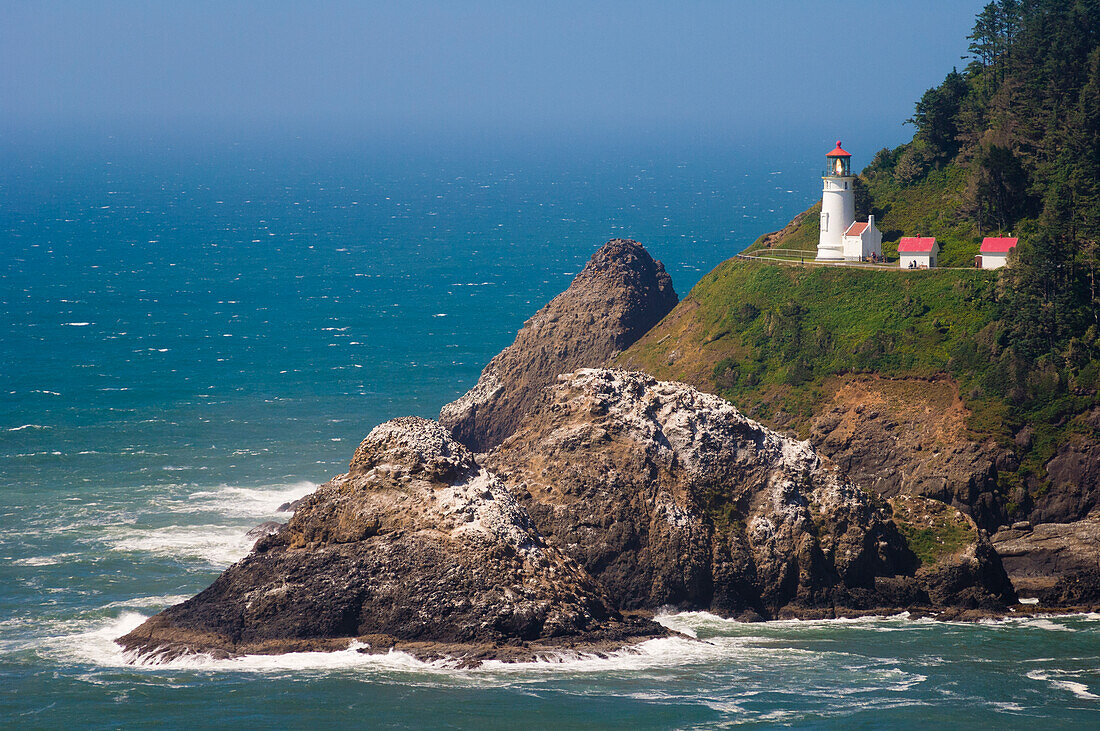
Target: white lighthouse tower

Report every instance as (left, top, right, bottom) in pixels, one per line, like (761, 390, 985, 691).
(817, 141, 855, 261)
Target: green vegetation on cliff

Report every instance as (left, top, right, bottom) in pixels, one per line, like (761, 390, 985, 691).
(890, 496, 979, 566)
(619, 254, 1099, 519)
(662, 1, 1100, 518)
(622, 261, 1009, 435)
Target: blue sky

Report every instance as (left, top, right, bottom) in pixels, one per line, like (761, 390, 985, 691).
(1, 1, 987, 148)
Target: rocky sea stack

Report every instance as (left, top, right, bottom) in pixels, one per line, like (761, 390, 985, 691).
(440, 238, 678, 452)
(118, 417, 666, 665)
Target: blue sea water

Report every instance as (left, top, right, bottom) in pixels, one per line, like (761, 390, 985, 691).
(2, 135, 1099, 728)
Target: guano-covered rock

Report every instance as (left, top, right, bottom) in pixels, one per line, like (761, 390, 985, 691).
(118, 417, 666, 665)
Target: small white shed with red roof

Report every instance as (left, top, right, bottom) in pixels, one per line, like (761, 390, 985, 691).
(978, 237, 1018, 269)
(898, 237, 938, 268)
(841, 214, 883, 261)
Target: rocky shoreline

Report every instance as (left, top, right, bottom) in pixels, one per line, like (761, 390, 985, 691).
(118, 239, 1098, 666)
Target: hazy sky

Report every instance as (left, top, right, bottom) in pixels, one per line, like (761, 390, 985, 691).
(1, 1, 987, 147)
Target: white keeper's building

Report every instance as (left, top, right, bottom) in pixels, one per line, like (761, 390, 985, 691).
(842, 215, 883, 261)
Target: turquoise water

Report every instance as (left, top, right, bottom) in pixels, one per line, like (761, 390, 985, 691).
(2, 137, 1099, 728)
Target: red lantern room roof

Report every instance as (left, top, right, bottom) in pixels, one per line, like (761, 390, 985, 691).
(826, 141, 852, 157)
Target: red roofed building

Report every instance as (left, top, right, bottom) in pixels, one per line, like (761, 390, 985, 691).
(841, 215, 883, 261)
(977, 237, 1018, 269)
(898, 237, 938, 269)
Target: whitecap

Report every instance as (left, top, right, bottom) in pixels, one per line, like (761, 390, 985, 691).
(13, 553, 79, 567)
(180, 482, 315, 518)
(102, 524, 259, 567)
(99, 594, 193, 610)
(1027, 669, 1100, 699)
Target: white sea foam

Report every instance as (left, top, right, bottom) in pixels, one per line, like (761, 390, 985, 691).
(103, 524, 259, 567)
(7, 424, 50, 431)
(20, 608, 944, 711)
(13, 552, 79, 567)
(1027, 669, 1100, 699)
(82, 483, 316, 567)
(655, 609, 922, 636)
(178, 481, 315, 518)
(100, 594, 192, 610)
(979, 616, 1077, 632)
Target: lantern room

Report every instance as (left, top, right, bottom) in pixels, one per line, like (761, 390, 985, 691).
(826, 141, 852, 177)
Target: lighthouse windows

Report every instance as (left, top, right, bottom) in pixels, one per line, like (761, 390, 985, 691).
(821, 212, 829, 232)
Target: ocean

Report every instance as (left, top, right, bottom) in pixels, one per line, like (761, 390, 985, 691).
(2, 134, 1098, 728)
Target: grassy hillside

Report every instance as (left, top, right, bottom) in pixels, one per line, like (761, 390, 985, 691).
(622, 259, 1005, 434)
(619, 257, 1100, 507)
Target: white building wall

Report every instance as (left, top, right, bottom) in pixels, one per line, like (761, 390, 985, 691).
(842, 235, 863, 260)
(900, 253, 935, 268)
(981, 252, 1008, 269)
(867, 218, 883, 257)
(817, 176, 854, 260)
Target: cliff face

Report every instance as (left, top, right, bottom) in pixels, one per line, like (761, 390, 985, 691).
(119, 417, 664, 664)
(440, 239, 678, 452)
(485, 369, 1013, 619)
(615, 259, 1100, 534)
(993, 511, 1100, 605)
(1029, 409, 1100, 524)
(807, 376, 1009, 529)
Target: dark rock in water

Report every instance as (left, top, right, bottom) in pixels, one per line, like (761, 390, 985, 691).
(246, 521, 284, 539)
(118, 417, 666, 664)
(440, 239, 677, 452)
(993, 511, 1100, 605)
(276, 498, 303, 513)
(484, 368, 1009, 618)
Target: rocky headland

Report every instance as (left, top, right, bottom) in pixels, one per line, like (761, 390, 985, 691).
(121, 237, 1087, 666)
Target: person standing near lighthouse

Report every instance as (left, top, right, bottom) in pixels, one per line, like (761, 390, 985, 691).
(817, 141, 855, 261)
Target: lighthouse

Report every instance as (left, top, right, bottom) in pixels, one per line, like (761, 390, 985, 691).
(817, 141, 855, 261)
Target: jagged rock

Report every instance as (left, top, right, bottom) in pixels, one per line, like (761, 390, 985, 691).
(246, 521, 284, 539)
(440, 239, 677, 452)
(484, 368, 1001, 618)
(993, 511, 1100, 604)
(118, 417, 665, 664)
(276, 498, 303, 513)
